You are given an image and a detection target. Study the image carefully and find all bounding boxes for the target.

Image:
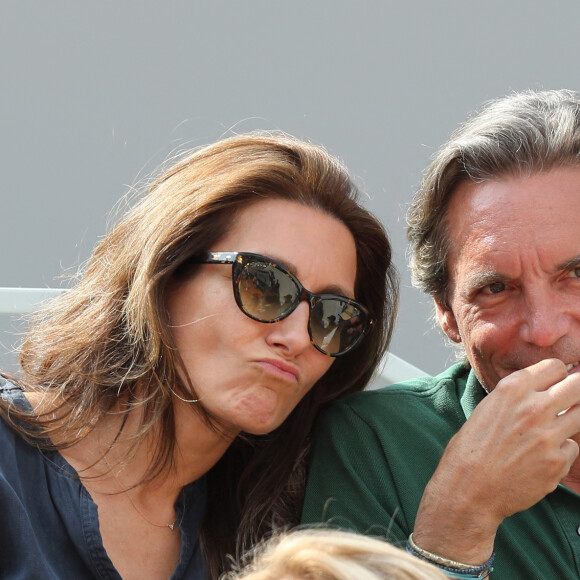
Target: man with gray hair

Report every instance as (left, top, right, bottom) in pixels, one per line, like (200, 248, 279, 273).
(302, 89, 580, 579)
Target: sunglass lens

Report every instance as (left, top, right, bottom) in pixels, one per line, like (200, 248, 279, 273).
(237, 262, 298, 321)
(310, 300, 366, 355)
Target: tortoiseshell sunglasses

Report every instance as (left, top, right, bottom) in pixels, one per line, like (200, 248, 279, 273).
(196, 252, 373, 356)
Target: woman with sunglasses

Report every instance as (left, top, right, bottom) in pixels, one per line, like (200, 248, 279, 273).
(0, 133, 398, 579)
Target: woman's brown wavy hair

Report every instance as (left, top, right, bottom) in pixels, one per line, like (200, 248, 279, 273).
(3, 132, 398, 577)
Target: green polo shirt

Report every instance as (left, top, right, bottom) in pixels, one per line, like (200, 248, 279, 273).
(302, 363, 580, 579)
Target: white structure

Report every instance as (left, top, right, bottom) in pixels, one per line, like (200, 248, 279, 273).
(0, 288, 428, 386)
(0, 287, 67, 314)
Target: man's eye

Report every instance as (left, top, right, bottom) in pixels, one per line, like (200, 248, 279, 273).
(568, 267, 580, 279)
(484, 282, 506, 294)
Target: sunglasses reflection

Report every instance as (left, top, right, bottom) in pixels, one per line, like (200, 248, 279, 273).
(232, 255, 369, 356)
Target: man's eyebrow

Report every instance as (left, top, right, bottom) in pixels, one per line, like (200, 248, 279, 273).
(459, 256, 580, 294)
(556, 255, 580, 271)
(459, 270, 508, 293)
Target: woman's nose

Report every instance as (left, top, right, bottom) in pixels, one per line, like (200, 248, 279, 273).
(265, 300, 312, 355)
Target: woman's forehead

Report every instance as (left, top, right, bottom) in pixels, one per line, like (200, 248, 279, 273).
(212, 199, 357, 293)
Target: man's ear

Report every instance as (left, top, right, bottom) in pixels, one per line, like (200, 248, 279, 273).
(434, 297, 461, 343)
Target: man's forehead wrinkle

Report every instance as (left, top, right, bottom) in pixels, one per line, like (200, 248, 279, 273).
(448, 198, 513, 255)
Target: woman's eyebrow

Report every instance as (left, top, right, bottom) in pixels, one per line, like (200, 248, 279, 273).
(319, 283, 354, 297)
(267, 253, 353, 297)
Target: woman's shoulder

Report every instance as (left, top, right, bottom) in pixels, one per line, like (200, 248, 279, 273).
(0, 376, 42, 416)
(0, 375, 28, 404)
(0, 376, 45, 468)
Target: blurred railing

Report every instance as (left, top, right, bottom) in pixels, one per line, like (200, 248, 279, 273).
(0, 287, 429, 386)
(0, 287, 67, 314)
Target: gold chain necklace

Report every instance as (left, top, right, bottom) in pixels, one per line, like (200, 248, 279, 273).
(103, 456, 178, 532)
(123, 487, 178, 531)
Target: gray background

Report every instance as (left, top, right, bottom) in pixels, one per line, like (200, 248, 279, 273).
(2, 1, 580, 376)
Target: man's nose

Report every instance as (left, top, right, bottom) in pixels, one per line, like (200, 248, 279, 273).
(518, 288, 570, 347)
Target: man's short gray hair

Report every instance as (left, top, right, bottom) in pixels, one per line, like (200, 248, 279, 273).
(407, 89, 580, 304)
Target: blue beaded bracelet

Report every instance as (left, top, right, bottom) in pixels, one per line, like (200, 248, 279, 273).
(406, 534, 494, 579)
(442, 570, 492, 579)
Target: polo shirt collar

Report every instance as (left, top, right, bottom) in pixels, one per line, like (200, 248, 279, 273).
(459, 367, 487, 419)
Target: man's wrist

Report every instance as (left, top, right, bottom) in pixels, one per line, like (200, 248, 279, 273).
(407, 533, 494, 579)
